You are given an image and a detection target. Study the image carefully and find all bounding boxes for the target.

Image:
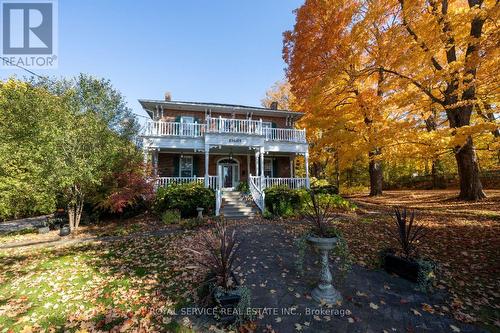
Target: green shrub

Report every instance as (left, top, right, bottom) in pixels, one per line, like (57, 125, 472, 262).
(264, 186, 303, 217)
(236, 181, 249, 194)
(300, 193, 356, 213)
(161, 209, 181, 224)
(153, 183, 215, 218)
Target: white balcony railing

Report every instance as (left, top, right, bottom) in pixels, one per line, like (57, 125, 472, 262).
(143, 118, 306, 143)
(145, 121, 205, 137)
(264, 128, 306, 143)
(206, 117, 262, 135)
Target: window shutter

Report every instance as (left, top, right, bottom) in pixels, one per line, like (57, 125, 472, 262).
(175, 116, 181, 122)
(193, 156, 199, 177)
(272, 122, 277, 128)
(272, 159, 278, 178)
(173, 155, 180, 176)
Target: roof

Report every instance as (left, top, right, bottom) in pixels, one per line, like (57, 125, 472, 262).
(138, 99, 304, 120)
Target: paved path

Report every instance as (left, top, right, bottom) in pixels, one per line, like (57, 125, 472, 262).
(230, 222, 487, 333)
(0, 215, 52, 234)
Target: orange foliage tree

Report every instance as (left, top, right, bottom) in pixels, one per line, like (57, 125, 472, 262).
(284, 0, 499, 200)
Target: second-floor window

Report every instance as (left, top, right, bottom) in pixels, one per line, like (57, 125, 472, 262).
(180, 116, 195, 136)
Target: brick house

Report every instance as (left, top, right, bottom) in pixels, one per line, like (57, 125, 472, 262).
(140, 94, 310, 217)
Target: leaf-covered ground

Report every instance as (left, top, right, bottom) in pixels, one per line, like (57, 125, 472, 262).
(0, 189, 498, 332)
(343, 189, 500, 331)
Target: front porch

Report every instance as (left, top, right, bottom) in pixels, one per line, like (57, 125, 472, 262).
(147, 146, 310, 215)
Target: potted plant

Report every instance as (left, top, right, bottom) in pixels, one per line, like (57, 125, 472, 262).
(190, 218, 250, 325)
(301, 191, 343, 304)
(37, 220, 50, 234)
(383, 208, 430, 282)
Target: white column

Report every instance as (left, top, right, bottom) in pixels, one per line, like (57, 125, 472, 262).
(255, 150, 260, 176)
(305, 150, 310, 189)
(153, 149, 159, 177)
(204, 144, 210, 188)
(259, 146, 265, 190)
(247, 154, 251, 180)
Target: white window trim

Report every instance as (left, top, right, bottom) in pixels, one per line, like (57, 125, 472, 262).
(264, 157, 273, 177)
(179, 156, 193, 177)
(180, 116, 194, 123)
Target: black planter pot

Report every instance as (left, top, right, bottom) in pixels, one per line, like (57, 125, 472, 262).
(214, 291, 242, 325)
(59, 225, 70, 237)
(383, 253, 420, 282)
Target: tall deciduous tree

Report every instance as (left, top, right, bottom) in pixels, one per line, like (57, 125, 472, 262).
(284, 0, 498, 200)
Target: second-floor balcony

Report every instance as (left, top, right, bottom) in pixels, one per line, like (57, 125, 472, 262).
(143, 117, 307, 143)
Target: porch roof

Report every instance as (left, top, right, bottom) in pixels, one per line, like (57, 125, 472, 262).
(138, 99, 304, 120)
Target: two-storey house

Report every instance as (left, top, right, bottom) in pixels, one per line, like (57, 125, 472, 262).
(139, 94, 310, 217)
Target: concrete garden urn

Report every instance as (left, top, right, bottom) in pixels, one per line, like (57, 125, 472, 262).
(196, 207, 204, 219)
(307, 235, 342, 304)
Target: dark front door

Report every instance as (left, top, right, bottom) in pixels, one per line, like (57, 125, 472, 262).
(223, 165, 233, 187)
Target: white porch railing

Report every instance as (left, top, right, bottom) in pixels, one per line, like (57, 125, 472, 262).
(206, 117, 262, 135)
(264, 177, 307, 189)
(143, 119, 307, 143)
(156, 176, 205, 188)
(145, 121, 205, 137)
(156, 176, 218, 190)
(249, 175, 265, 212)
(264, 128, 306, 143)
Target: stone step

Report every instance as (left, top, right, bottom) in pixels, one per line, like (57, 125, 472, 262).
(222, 207, 258, 214)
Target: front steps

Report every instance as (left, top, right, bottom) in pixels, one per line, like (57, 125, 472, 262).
(221, 190, 259, 219)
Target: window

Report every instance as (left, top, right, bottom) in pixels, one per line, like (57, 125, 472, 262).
(262, 121, 272, 129)
(264, 158, 273, 177)
(179, 156, 193, 177)
(180, 116, 195, 136)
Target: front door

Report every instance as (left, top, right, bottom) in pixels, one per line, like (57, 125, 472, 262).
(218, 159, 239, 189)
(222, 165, 233, 188)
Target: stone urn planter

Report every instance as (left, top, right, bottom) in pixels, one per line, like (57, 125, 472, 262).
(196, 207, 204, 219)
(59, 224, 70, 236)
(307, 235, 342, 304)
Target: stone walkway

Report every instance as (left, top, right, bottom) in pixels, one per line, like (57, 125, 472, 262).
(231, 222, 487, 333)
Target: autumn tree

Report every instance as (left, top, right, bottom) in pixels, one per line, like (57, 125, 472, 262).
(284, 0, 499, 200)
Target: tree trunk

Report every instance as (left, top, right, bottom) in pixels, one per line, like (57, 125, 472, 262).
(431, 159, 446, 189)
(369, 149, 383, 196)
(67, 185, 84, 233)
(455, 136, 486, 200)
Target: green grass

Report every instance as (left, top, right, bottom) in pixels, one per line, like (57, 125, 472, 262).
(0, 234, 193, 332)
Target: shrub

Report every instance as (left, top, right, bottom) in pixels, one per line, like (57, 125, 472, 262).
(386, 207, 428, 259)
(236, 181, 249, 194)
(161, 209, 181, 224)
(153, 182, 215, 218)
(264, 186, 303, 217)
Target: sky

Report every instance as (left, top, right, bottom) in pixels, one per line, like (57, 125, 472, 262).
(0, 0, 303, 119)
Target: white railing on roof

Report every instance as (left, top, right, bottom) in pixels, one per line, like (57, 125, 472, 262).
(264, 177, 307, 189)
(264, 128, 306, 143)
(206, 117, 263, 135)
(145, 121, 205, 137)
(249, 175, 265, 212)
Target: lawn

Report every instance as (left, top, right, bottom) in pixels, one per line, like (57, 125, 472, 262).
(0, 232, 199, 332)
(0, 189, 499, 332)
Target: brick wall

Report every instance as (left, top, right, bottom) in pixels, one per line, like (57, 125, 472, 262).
(157, 153, 291, 179)
(157, 108, 291, 128)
